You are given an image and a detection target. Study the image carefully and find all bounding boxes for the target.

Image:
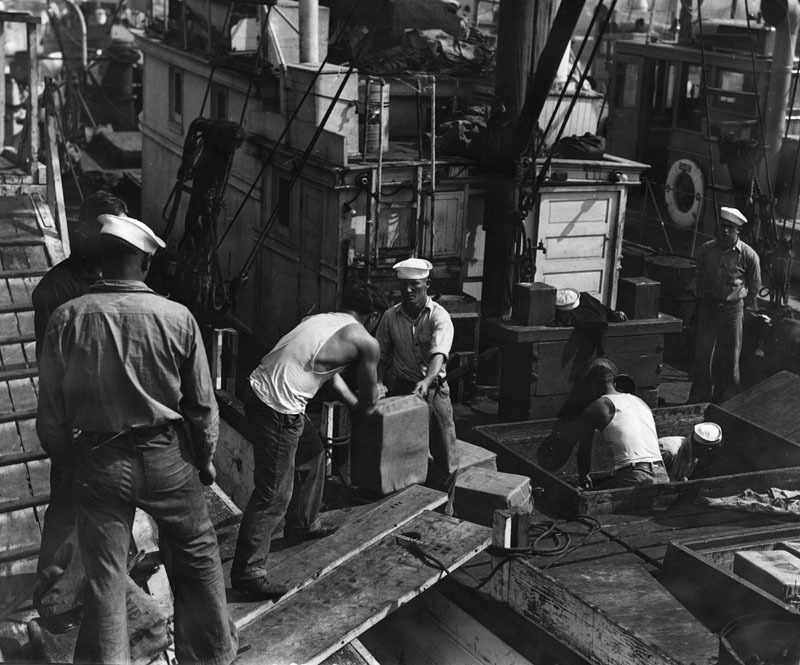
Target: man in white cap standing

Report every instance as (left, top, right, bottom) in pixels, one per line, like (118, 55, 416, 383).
(688, 206, 761, 404)
(376, 258, 460, 509)
(36, 215, 238, 665)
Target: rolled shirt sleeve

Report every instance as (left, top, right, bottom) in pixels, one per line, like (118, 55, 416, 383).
(428, 307, 454, 361)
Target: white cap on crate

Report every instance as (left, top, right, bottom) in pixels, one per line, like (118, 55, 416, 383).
(99, 214, 166, 255)
(393, 257, 432, 280)
(720, 207, 747, 227)
(555, 288, 580, 311)
(693, 422, 723, 447)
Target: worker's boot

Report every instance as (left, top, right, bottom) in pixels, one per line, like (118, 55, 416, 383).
(231, 577, 289, 601)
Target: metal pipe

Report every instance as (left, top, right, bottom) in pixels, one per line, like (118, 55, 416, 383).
(428, 75, 436, 260)
(299, 0, 319, 64)
(374, 78, 386, 267)
(762, 0, 800, 181)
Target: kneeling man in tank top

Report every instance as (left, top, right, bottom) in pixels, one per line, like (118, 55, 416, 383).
(576, 359, 670, 490)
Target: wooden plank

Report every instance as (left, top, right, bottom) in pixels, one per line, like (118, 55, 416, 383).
(6, 278, 31, 308)
(0, 342, 31, 371)
(15, 310, 33, 337)
(0, 381, 11, 414)
(0, 312, 19, 337)
(0, 493, 49, 515)
(662, 541, 800, 632)
(6, 377, 36, 410)
(0, 465, 35, 501)
(0, 245, 28, 271)
(0, 407, 36, 424)
(227, 484, 449, 628)
(0, 421, 21, 456)
(236, 511, 490, 665)
(22, 243, 48, 270)
(501, 557, 684, 665)
(0, 450, 47, 467)
(547, 554, 718, 665)
(0, 508, 42, 554)
(18, 418, 40, 452)
(439, 572, 592, 665)
(321, 639, 380, 665)
(0, 281, 11, 308)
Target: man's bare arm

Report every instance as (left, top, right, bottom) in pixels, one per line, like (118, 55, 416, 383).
(356, 335, 383, 408)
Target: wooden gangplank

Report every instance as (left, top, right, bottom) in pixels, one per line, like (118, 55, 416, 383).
(225, 484, 450, 629)
(236, 510, 490, 665)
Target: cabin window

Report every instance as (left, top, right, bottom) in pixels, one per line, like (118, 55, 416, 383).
(169, 67, 183, 129)
(675, 64, 702, 131)
(614, 62, 639, 109)
(714, 69, 756, 115)
(211, 85, 228, 120)
(648, 60, 677, 127)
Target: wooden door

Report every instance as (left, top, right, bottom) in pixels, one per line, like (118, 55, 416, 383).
(530, 187, 621, 305)
(606, 54, 644, 161)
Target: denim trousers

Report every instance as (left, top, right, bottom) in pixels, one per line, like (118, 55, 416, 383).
(598, 465, 670, 489)
(35, 463, 85, 617)
(72, 426, 237, 665)
(689, 300, 743, 404)
(231, 388, 325, 582)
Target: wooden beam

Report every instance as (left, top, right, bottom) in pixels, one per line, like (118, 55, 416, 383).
(503, 558, 684, 665)
(235, 511, 490, 665)
(229, 484, 449, 629)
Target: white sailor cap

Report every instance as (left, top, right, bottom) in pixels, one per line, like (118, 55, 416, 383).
(393, 257, 432, 280)
(693, 422, 722, 447)
(98, 214, 166, 255)
(556, 287, 580, 311)
(720, 207, 747, 227)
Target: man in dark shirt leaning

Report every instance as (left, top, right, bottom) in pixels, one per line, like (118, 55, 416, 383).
(32, 191, 127, 361)
(36, 214, 237, 665)
(31, 190, 127, 633)
(688, 206, 762, 404)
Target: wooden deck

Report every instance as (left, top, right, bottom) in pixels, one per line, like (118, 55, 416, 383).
(443, 501, 794, 665)
(0, 195, 65, 576)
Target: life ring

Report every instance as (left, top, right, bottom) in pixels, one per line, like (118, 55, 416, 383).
(665, 158, 704, 228)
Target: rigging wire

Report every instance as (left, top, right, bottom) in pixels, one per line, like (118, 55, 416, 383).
(692, 0, 720, 255)
(533, 0, 605, 158)
(743, 0, 774, 203)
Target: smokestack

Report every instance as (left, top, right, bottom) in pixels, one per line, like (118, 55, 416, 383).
(762, 0, 800, 177)
(299, 0, 319, 64)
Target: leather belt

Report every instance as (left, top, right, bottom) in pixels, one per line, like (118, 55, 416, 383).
(80, 422, 177, 445)
(616, 460, 664, 473)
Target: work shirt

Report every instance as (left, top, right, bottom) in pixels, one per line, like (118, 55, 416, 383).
(31, 256, 100, 363)
(696, 238, 761, 307)
(36, 279, 218, 467)
(376, 296, 453, 383)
